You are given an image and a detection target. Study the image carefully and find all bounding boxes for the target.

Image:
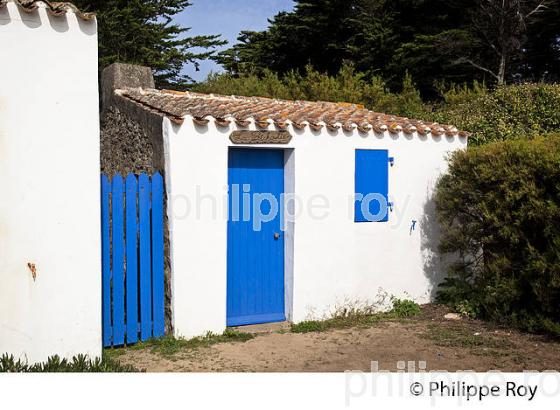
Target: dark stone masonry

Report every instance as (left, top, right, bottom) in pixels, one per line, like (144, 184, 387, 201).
(100, 63, 172, 333)
(100, 107, 156, 176)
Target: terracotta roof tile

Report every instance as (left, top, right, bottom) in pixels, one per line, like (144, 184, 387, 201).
(118, 88, 469, 137)
(0, 0, 95, 20)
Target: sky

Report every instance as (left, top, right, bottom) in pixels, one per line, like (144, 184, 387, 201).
(176, 0, 294, 82)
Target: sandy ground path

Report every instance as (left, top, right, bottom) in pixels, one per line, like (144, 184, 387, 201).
(111, 305, 560, 372)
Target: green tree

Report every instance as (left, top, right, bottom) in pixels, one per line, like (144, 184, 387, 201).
(456, 0, 552, 85)
(216, 0, 560, 95)
(220, 1, 348, 76)
(216, 0, 475, 94)
(379, 0, 475, 95)
(73, 0, 226, 87)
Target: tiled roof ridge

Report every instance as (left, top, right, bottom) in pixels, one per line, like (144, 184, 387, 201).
(0, 0, 96, 20)
(159, 89, 368, 109)
(117, 87, 469, 138)
(115, 88, 185, 125)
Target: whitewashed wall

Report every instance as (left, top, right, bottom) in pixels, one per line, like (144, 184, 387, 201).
(0, 3, 101, 363)
(164, 115, 467, 338)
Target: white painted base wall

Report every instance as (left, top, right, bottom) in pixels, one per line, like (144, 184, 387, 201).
(163, 116, 467, 338)
(0, 3, 101, 363)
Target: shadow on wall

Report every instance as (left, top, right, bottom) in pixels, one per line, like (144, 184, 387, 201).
(17, 5, 40, 28)
(0, 3, 11, 25)
(47, 12, 69, 33)
(76, 14, 96, 36)
(419, 186, 450, 300)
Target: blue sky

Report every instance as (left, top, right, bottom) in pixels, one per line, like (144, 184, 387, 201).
(176, 0, 294, 82)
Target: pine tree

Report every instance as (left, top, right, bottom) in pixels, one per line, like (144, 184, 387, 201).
(216, 0, 560, 94)
(217, 0, 373, 76)
(216, 0, 476, 94)
(73, 0, 226, 87)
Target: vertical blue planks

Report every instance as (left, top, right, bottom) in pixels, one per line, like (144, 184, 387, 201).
(125, 174, 139, 344)
(111, 175, 125, 346)
(151, 173, 165, 337)
(101, 175, 112, 347)
(139, 173, 153, 341)
(101, 173, 166, 346)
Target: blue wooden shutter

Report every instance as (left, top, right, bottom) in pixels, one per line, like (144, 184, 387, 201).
(355, 149, 390, 222)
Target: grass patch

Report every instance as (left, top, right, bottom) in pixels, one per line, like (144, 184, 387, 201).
(291, 320, 329, 333)
(0, 353, 138, 372)
(291, 299, 421, 333)
(120, 329, 255, 358)
(102, 347, 126, 361)
(391, 298, 422, 317)
(422, 324, 514, 349)
(290, 313, 385, 333)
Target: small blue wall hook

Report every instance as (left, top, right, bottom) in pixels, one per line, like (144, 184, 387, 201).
(410, 220, 417, 235)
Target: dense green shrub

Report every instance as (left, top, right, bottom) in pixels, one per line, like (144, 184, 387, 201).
(435, 135, 560, 336)
(435, 83, 560, 145)
(193, 64, 427, 119)
(0, 353, 137, 372)
(435, 80, 489, 107)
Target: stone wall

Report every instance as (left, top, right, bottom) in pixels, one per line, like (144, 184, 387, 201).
(100, 107, 155, 176)
(100, 63, 173, 334)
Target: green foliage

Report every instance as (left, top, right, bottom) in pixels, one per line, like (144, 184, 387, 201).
(125, 329, 254, 357)
(194, 64, 427, 118)
(72, 0, 225, 87)
(435, 134, 560, 335)
(217, 0, 560, 94)
(217, 0, 475, 94)
(454, 300, 479, 319)
(290, 305, 384, 333)
(435, 83, 560, 145)
(436, 80, 488, 106)
(0, 353, 137, 372)
(390, 298, 421, 318)
(291, 298, 421, 333)
(291, 320, 328, 333)
(290, 314, 383, 333)
(217, 0, 390, 77)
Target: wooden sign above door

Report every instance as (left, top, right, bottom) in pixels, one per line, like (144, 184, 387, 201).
(229, 131, 293, 145)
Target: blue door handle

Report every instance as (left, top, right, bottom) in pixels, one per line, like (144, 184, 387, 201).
(274, 232, 280, 240)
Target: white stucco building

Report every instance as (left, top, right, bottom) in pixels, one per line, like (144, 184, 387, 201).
(0, 0, 100, 362)
(0, 0, 468, 363)
(103, 64, 468, 339)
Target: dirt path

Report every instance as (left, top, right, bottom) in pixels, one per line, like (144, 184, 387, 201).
(111, 305, 560, 372)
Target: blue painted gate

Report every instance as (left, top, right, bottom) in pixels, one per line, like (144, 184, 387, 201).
(101, 173, 165, 347)
(227, 149, 285, 326)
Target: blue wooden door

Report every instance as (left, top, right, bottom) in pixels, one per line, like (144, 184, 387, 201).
(227, 148, 285, 326)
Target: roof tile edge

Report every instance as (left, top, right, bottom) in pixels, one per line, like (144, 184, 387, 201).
(2, 0, 96, 20)
(117, 88, 470, 138)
